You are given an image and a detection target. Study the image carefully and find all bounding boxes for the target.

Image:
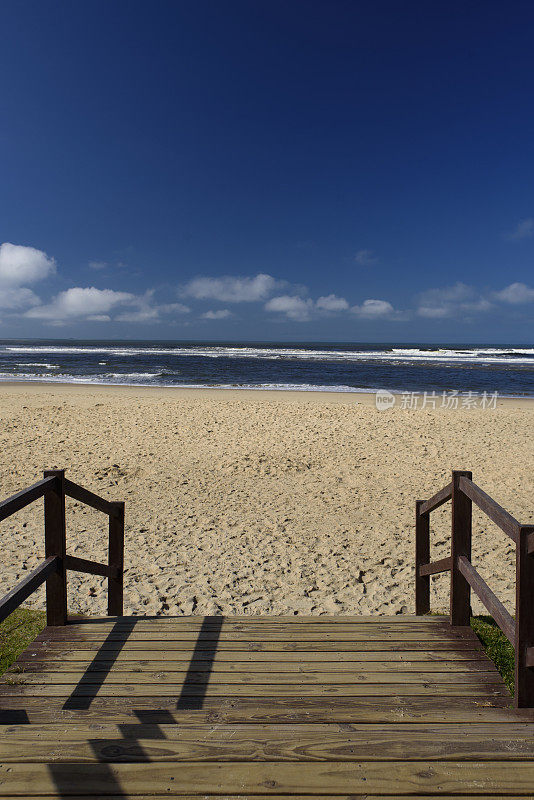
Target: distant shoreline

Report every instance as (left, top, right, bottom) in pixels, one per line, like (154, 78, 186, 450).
(2, 341, 533, 397)
(1, 380, 533, 409)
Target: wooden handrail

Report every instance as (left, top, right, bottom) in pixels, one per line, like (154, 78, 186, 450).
(458, 476, 520, 543)
(0, 470, 125, 624)
(418, 482, 452, 516)
(0, 476, 57, 522)
(64, 478, 121, 518)
(457, 555, 515, 644)
(65, 554, 111, 578)
(418, 556, 452, 577)
(415, 470, 533, 708)
(0, 556, 60, 624)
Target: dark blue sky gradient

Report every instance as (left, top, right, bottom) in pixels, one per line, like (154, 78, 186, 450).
(0, 0, 533, 341)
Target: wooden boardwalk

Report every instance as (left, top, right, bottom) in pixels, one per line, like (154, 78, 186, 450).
(1, 613, 534, 798)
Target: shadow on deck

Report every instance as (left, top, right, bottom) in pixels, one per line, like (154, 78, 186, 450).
(2, 613, 534, 798)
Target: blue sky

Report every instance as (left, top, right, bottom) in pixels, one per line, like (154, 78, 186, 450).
(0, 0, 533, 342)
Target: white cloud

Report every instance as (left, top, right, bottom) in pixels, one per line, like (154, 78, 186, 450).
(417, 305, 451, 318)
(418, 282, 474, 305)
(494, 282, 534, 304)
(0, 243, 56, 286)
(181, 273, 282, 303)
(462, 299, 493, 313)
(165, 302, 190, 314)
(0, 287, 41, 310)
(316, 294, 349, 312)
(26, 287, 135, 321)
(354, 249, 378, 266)
(351, 299, 395, 318)
(116, 298, 190, 323)
(115, 307, 161, 323)
(88, 260, 107, 271)
(506, 218, 534, 241)
(201, 309, 232, 319)
(415, 282, 492, 318)
(265, 295, 314, 321)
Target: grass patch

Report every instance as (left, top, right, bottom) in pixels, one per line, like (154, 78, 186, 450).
(0, 607, 46, 675)
(429, 610, 515, 695)
(471, 614, 515, 694)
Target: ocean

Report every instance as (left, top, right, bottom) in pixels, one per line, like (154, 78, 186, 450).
(0, 340, 533, 397)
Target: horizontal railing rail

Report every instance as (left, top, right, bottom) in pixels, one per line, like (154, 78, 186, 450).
(457, 555, 515, 644)
(458, 476, 520, 543)
(64, 554, 115, 578)
(418, 481, 452, 516)
(0, 476, 57, 523)
(64, 478, 122, 518)
(418, 555, 452, 577)
(0, 556, 60, 624)
(0, 470, 125, 625)
(415, 470, 534, 708)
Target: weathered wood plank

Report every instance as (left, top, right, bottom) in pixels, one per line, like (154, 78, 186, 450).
(4, 723, 534, 762)
(13, 658, 498, 673)
(62, 618, 458, 627)
(22, 639, 484, 652)
(17, 645, 485, 661)
(4, 760, 534, 794)
(4, 796, 533, 800)
(33, 630, 481, 642)
(58, 622, 468, 634)
(0, 682, 508, 697)
(0, 695, 518, 724)
(67, 614, 451, 623)
(3, 670, 504, 686)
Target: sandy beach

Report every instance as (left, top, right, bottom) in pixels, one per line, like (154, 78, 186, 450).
(0, 382, 532, 618)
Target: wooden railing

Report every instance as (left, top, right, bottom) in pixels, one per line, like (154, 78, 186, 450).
(0, 470, 124, 626)
(416, 470, 534, 708)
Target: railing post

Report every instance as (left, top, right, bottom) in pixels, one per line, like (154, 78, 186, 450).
(108, 501, 125, 616)
(43, 469, 67, 626)
(415, 500, 430, 614)
(515, 524, 534, 708)
(450, 470, 472, 626)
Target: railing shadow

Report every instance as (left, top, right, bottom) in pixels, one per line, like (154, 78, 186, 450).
(48, 615, 224, 797)
(177, 615, 223, 709)
(62, 617, 137, 710)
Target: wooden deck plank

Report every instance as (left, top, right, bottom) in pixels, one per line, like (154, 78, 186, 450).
(19, 637, 483, 653)
(60, 622, 473, 632)
(33, 626, 478, 644)
(0, 683, 509, 697)
(67, 614, 451, 623)
(1, 612, 530, 798)
(4, 670, 504, 686)
(12, 658, 499, 673)
(4, 723, 534, 762)
(0, 695, 520, 724)
(15, 648, 491, 662)
(5, 796, 532, 800)
(4, 761, 534, 795)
